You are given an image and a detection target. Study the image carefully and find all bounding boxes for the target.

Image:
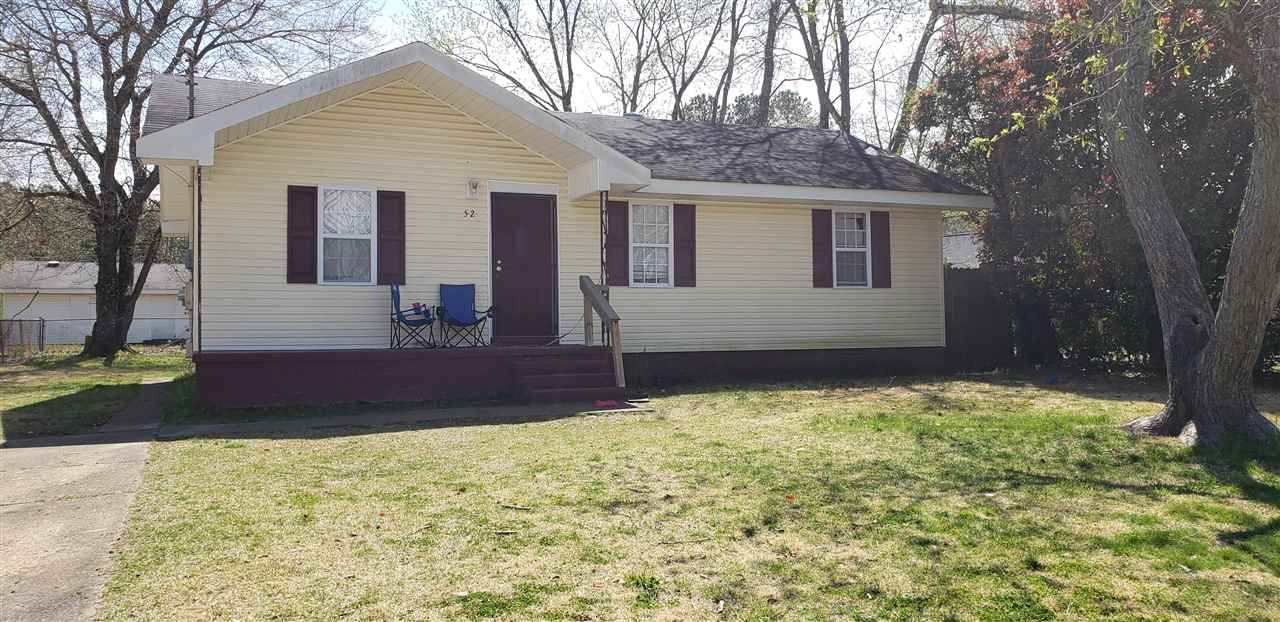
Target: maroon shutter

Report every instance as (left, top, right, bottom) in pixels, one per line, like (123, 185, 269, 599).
(871, 210, 891, 288)
(812, 209, 833, 288)
(673, 203, 696, 287)
(606, 201, 629, 287)
(286, 185, 317, 283)
(377, 190, 406, 285)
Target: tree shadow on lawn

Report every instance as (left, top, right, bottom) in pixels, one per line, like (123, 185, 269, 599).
(0, 382, 139, 441)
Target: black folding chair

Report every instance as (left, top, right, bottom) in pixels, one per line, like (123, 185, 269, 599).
(389, 283, 435, 348)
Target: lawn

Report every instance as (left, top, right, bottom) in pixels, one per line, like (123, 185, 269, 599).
(0, 347, 192, 440)
(102, 377, 1280, 621)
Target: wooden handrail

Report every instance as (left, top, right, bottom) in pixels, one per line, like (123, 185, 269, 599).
(580, 275, 625, 389)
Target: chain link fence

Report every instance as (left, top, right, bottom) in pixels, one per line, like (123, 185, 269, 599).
(1, 317, 189, 360)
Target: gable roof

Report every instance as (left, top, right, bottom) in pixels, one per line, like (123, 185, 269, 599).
(555, 113, 979, 196)
(136, 42, 649, 195)
(139, 42, 987, 207)
(0, 261, 189, 294)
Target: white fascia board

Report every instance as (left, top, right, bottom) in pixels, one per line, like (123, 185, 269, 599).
(137, 42, 650, 184)
(628, 179, 994, 209)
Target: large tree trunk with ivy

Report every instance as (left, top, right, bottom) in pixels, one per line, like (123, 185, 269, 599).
(1095, 0, 1279, 449)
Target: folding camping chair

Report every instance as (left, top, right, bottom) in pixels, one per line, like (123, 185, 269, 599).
(436, 283, 493, 347)
(389, 283, 435, 348)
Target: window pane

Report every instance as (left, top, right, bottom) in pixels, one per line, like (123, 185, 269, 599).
(834, 212, 867, 249)
(632, 245, 669, 285)
(632, 205, 670, 245)
(323, 189, 373, 235)
(836, 250, 868, 286)
(323, 238, 371, 282)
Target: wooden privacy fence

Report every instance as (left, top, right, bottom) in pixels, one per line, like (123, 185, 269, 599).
(944, 267, 1013, 372)
(0, 319, 46, 359)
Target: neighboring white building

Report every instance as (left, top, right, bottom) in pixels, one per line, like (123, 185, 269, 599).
(0, 261, 190, 345)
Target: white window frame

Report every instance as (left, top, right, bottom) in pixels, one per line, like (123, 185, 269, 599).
(317, 185, 378, 286)
(833, 209, 872, 289)
(628, 202, 674, 288)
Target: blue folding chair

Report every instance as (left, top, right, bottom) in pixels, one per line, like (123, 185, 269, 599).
(436, 284, 493, 347)
(390, 283, 435, 348)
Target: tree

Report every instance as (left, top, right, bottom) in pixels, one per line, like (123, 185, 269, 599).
(1086, 0, 1280, 448)
(414, 0, 587, 111)
(754, 0, 783, 126)
(729, 90, 816, 126)
(590, 0, 663, 114)
(655, 0, 727, 120)
(710, 0, 750, 124)
(0, 0, 372, 358)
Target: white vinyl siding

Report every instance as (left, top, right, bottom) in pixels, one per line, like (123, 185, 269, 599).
(197, 80, 945, 353)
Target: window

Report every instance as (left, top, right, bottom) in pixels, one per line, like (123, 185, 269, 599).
(319, 187, 376, 284)
(834, 211, 870, 287)
(630, 203, 672, 287)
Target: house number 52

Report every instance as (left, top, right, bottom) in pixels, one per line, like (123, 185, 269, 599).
(463, 209, 477, 218)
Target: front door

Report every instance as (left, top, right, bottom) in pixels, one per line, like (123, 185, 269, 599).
(490, 192, 557, 340)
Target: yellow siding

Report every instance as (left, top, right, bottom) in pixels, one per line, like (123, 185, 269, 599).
(200, 81, 570, 350)
(569, 199, 945, 352)
(198, 80, 944, 352)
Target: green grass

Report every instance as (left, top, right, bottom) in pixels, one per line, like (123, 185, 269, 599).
(102, 376, 1280, 620)
(0, 348, 191, 440)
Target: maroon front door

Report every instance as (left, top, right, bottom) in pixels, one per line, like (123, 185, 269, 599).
(490, 192, 557, 340)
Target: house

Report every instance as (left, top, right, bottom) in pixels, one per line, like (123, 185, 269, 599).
(137, 42, 991, 408)
(0, 260, 189, 345)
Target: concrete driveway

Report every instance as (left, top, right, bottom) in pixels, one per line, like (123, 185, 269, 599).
(1, 383, 165, 621)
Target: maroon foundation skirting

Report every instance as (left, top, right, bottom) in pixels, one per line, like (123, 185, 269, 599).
(193, 346, 600, 409)
(194, 346, 945, 408)
(622, 347, 945, 387)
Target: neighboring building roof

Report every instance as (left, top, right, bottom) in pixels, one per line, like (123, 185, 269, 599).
(0, 261, 189, 293)
(142, 74, 275, 136)
(943, 233, 983, 269)
(554, 112, 980, 195)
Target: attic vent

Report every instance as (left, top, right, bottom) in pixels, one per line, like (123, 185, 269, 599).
(864, 146, 879, 156)
(45, 260, 61, 268)
(623, 112, 644, 120)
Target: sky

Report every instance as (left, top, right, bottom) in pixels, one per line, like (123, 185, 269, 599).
(360, 0, 934, 145)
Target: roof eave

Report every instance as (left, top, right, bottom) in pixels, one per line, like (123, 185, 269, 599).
(625, 179, 994, 209)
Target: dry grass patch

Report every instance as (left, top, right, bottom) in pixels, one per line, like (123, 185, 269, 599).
(102, 376, 1280, 620)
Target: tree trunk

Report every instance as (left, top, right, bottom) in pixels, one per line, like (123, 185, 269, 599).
(1186, 14, 1280, 448)
(756, 0, 781, 126)
(83, 205, 160, 361)
(833, 0, 851, 132)
(1095, 0, 1279, 449)
(888, 9, 939, 154)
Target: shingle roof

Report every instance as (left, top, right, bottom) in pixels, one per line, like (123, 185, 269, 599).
(0, 261, 189, 292)
(142, 73, 978, 195)
(554, 112, 980, 195)
(142, 74, 275, 136)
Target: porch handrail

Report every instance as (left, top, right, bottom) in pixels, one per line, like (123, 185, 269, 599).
(579, 275, 624, 389)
